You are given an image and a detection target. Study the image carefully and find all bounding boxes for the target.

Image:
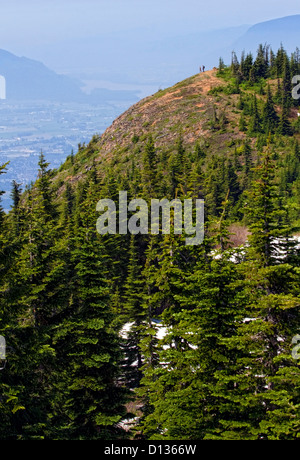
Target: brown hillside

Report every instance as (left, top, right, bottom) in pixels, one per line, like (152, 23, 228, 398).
(94, 69, 245, 162)
(55, 68, 299, 192)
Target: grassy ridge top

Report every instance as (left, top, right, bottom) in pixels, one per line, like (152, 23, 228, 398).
(53, 66, 299, 205)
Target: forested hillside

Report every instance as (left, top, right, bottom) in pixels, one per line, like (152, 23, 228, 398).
(0, 44, 299, 440)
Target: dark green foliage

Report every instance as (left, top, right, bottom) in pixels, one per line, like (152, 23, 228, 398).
(248, 95, 262, 135)
(279, 106, 293, 136)
(122, 235, 147, 388)
(262, 85, 279, 133)
(0, 45, 299, 441)
(253, 44, 269, 80)
(238, 112, 247, 132)
(206, 148, 300, 439)
(142, 135, 157, 191)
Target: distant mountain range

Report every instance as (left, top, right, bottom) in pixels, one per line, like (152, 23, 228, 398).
(0, 48, 140, 103)
(0, 49, 85, 101)
(0, 14, 300, 102)
(27, 14, 300, 87)
(234, 14, 300, 53)
(213, 14, 300, 67)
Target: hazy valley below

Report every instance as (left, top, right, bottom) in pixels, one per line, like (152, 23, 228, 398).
(0, 98, 139, 210)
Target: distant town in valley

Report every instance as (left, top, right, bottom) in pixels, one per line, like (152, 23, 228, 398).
(0, 98, 138, 210)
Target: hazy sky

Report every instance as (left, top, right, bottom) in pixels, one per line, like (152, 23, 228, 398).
(1, 0, 300, 47)
(0, 0, 300, 80)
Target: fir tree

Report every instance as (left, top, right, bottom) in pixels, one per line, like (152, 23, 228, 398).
(142, 135, 157, 193)
(208, 145, 300, 440)
(253, 44, 269, 80)
(122, 235, 147, 388)
(294, 139, 300, 162)
(52, 179, 128, 439)
(238, 112, 247, 132)
(262, 85, 279, 134)
(0, 154, 61, 438)
(278, 105, 293, 136)
(225, 159, 241, 206)
(241, 139, 253, 189)
(242, 52, 253, 80)
(138, 222, 241, 440)
(281, 54, 292, 109)
(248, 95, 261, 135)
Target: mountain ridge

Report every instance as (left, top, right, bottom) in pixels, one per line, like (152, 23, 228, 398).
(51, 65, 300, 208)
(229, 14, 300, 58)
(0, 48, 85, 101)
(55, 69, 238, 188)
(0, 48, 140, 102)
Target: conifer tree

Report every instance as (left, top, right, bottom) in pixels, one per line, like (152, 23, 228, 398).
(205, 172, 223, 216)
(122, 235, 147, 388)
(218, 57, 225, 73)
(248, 95, 261, 135)
(193, 141, 206, 162)
(231, 51, 240, 77)
(269, 48, 276, 77)
(241, 139, 253, 189)
(9, 181, 26, 251)
(207, 144, 300, 439)
(281, 54, 292, 109)
(275, 45, 287, 77)
(168, 134, 186, 197)
(274, 77, 282, 105)
(0, 154, 61, 438)
(142, 135, 157, 193)
(294, 139, 300, 162)
(138, 219, 242, 440)
(225, 159, 241, 206)
(262, 85, 279, 134)
(278, 105, 293, 136)
(242, 53, 253, 80)
(238, 113, 247, 132)
(253, 44, 269, 80)
(52, 179, 128, 439)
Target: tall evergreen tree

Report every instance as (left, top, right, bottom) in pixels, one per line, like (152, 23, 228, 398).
(253, 44, 269, 80)
(138, 220, 242, 440)
(0, 154, 61, 438)
(241, 139, 253, 189)
(281, 54, 292, 109)
(122, 235, 147, 388)
(207, 145, 300, 439)
(262, 85, 279, 134)
(52, 179, 128, 439)
(278, 105, 293, 136)
(142, 135, 157, 193)
(248, 95, 261, 135)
